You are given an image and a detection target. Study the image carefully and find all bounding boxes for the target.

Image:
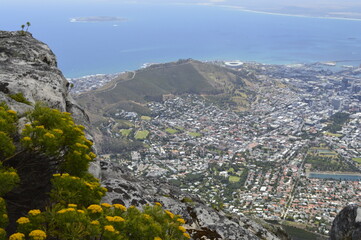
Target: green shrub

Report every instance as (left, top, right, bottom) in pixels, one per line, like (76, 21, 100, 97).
(22, 104, 95, 177)
(8, 93, 31, 105)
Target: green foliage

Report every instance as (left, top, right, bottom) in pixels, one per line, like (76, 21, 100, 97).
(22, 104, 95, 176)
(8, 93, 32, 105)
(0, 163, 20, 196)
(0, 104, 17, 159)
(14, 203, 190, 240)
(0, 198, 9, 229)
(0, 104, 192, 240)
(50, 173, 106, 208)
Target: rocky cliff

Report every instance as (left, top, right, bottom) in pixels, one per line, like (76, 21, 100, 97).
(330, 204, 361, 240)
(0, 30, 289, 239)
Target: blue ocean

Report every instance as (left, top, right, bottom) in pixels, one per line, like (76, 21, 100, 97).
(2, 2, 361, 77)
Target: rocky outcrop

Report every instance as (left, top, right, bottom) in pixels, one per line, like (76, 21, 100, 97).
(101, 161, 290, 240)
(0, 31, 89, 122)
(330, 204, 361, 240)
(0, 30, 100, 177)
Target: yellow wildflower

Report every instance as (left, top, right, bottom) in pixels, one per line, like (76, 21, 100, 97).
(64, 112, 72, 115)
(53, 129, 63, 134)
(73, 150, 81, 156)
(165, 210, 174, 219)
(25, 124, 31, 127)
(183, 232, 191, 239)
(36, 125, 44, 129)
(7, 110, 17, 115)
(85, 139, 94, 146)
(84, 154, 91, 161)
(178, 226, 187, 233)
(61, 173, 69, 177)
(106, 216, 114, 222)
(57, 209, 67, 214)
(177, 218, 186, 224)
(101, 203, 112, 208)
(87, 204, 103, 213)
(29, 230, 47, 240)
(44, 132, 55, 138)
(75, 143, 88, 149)
(22, 136, 31, 141)
(155, 202, 162, 207)
(28, 209, 41, 216)
(89, 152, 97, 158)
(143, 214, 152, 220)
(68, 204, 77, 208)
(154, 238, 162, 240)
(16, 217, 30, 224)
(77, 210, 85, 214)
(113, 216, 125, 222)
(67, 208, 76, 212)
(104, 225, 115, 232)
(9, 232, 25, 240)
(53, 173, 60, 177)
(91, 220, 100, 225)
(2, 214, 7, 219)
(113, 204, 127, 211)
(0, 228, 5, 235)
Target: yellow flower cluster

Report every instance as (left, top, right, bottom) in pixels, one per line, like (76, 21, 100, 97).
(155, 202, 162, 207)
(53, 129, 63, 134)
(22, 136, 31, 141)
(36, 125, 44, 129)
(178, 226, 186, 233)
(113, 204, 127, 211)
(57, 208, 76, 214)
(68, 204, 77, 208)
(91, 220, 100, 225)
(104, 225, 115, 232)
(154, 237, 162, 240)
(177, 218, 186, 224)
(75, 143, 88, 149)
(44, 132, 55, 138)
(7, 110, 17, 115)
(9, 232, 25, 240)
(28, 209, 41, 216)
(165, 210, 174, 219)
(101, 203, 111, 208)
(29, 230, 47, 240)
(87, 204, 103, 213)
(16, 217, 30, 224)
(77, 210, 85, 214)
(143, 214, 152, 220)
(106, 216, 125, 222)
(183, 232, 191, 239)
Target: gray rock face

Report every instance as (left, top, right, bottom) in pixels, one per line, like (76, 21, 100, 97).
(330, 204, 361, 240)
(0, 31, 86, 119)
(101, 161, 289, 240)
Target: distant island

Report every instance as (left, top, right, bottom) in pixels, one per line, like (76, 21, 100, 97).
(70, 16, 127, 23)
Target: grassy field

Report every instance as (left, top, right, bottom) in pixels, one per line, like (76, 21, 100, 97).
(165, 128, 178, 134)
(352, 158, 361, 164)
(120, 129, 132, 137)
(135, 130, 149, 140)
(141, 116, 152, 121)
(229, 176, 241, 183)
(188, 132, 202, 137)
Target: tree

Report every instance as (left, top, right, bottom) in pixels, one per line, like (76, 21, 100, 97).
(26, 22, 31, 32)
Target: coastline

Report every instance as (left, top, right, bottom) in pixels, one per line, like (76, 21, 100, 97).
(184, 2, 361, 22)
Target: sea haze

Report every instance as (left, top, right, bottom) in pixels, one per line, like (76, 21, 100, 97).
(2, 2, 361, 77)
